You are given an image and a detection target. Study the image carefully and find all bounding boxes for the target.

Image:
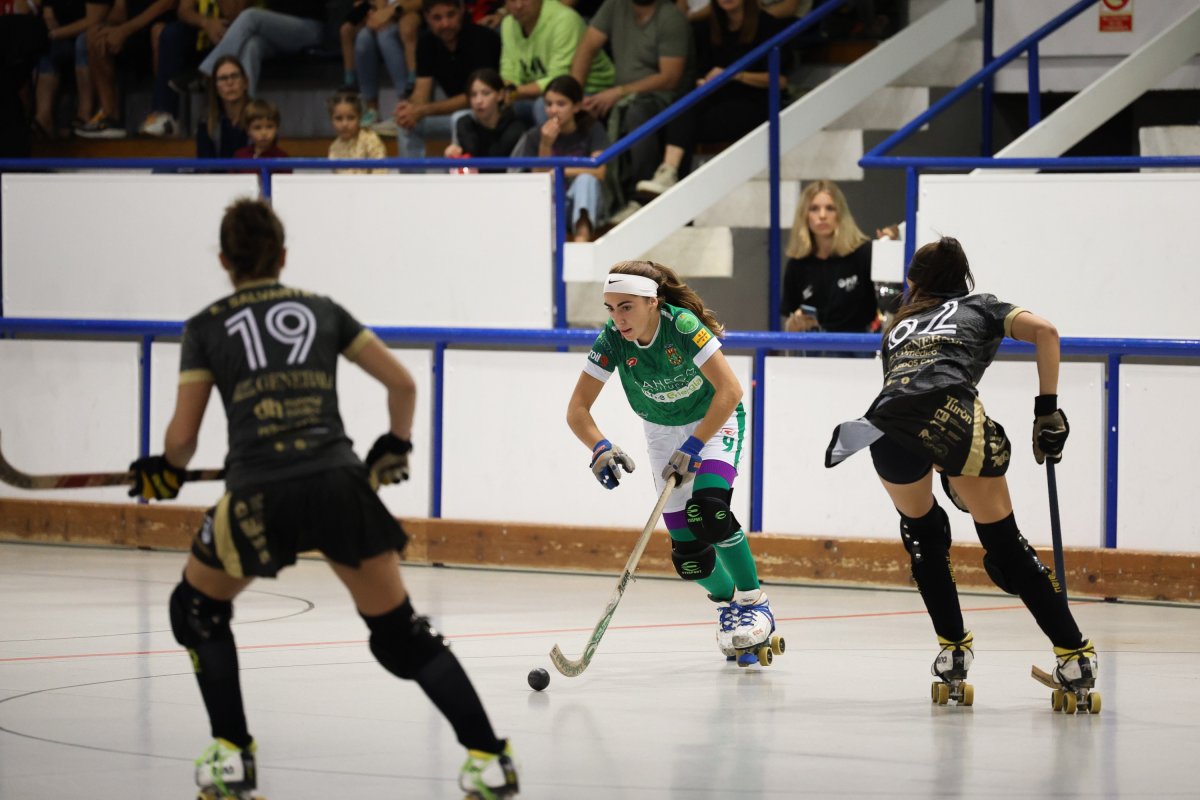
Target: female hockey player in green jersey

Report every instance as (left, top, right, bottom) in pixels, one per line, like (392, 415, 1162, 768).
(825, 237, 1099, 712)
(128, 198, 519, 798)
(566, 259, 780, 665)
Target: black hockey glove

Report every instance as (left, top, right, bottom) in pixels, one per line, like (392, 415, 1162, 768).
(366, 433, 412, 486)
(1032, 395, 1069, 465)
(128, 455, 186, 501)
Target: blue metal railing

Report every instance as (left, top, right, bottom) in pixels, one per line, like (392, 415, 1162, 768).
(3, 316, 1197, 541)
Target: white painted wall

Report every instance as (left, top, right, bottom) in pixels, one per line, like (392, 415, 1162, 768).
(917, 173, 1200, 340)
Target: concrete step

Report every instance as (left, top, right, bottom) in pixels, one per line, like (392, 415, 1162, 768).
(826, 85, 931, 131)
(692, 180, 800, 229)
(895, 37, 983, 88)
(1139, 125, 1200, 172)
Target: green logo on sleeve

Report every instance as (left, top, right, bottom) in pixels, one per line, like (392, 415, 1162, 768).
(675, 312, 699, 334)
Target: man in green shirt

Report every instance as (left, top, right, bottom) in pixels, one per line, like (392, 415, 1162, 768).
(500, 0, 614, 125)
(570, 0, 693, 222)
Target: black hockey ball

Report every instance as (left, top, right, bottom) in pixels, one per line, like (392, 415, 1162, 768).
(527, 667, 550, 691)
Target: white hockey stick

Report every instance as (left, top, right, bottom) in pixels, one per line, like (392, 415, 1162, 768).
(549, 476, 678, 677)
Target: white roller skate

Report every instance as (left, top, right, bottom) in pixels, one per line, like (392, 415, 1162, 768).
(730, 589, 785, 667)
(714, 597, 738, 659)
(931, 631, 974, 706)
(460, 739, 519, 799)
(1031, 640, 1101, 714)
(194, 738, 260, 800)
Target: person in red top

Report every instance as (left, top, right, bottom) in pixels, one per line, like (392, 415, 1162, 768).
(233, 99, 290, 161)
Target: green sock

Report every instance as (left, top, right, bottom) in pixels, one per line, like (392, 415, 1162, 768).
(669, 528, 734, 600)
(691, 473, 761, 592)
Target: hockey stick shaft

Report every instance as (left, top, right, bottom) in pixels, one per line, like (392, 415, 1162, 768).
(1046, 461, 1068, 600)
(0, 431, 223, 490)
(549, 477, 677, 677)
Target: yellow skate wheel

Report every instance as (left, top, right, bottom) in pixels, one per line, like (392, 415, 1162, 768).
(961, 682, 974, 706)
(1062, 692, 1078, 714)
(1087, 692, 1102, 714)
(757, 646, 773, 666)
(771, 635, 785, 655)
(932, 682, 950, 705)
(1051, 689, 1063, 711)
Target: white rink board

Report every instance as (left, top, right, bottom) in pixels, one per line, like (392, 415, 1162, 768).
(440, 350, 753, 527)
(1, 174, 256, 319)
(271, 174, 554, 328)
(917, 174, 1200, 340)
(1117, 364, 1200, 553)
(149, 344, 434, 517)
(0, 340, 139, 502)
(761, 356, 1106, 547)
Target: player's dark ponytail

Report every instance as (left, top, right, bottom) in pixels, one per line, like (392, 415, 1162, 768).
(887, 237, 974, 334)
(220, 198, 285, 281)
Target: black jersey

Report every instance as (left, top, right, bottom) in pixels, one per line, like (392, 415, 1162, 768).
(179, 281, 376, 489)
(878, 293, 1024, 403)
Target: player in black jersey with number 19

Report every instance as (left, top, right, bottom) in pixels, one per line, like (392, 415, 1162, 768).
(825, 237, 1098, 713)
(128, 199, 519, 799)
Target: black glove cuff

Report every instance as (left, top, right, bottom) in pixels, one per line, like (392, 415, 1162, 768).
(380, 433, 413, 455)
(1034, 394, 1058, 416)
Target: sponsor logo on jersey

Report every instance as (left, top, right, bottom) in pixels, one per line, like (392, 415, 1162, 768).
(626, 357, 637, 368)
(675, 312, 700, 334)
(641, 374, 705, 404)
(692, 329, 711, 348)
(588, 351, 609, 367)
(665, 344, 683, 366)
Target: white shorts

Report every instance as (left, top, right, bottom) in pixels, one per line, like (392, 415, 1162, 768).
(644, 405, 746, 515)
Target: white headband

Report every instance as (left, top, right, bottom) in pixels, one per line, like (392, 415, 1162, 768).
(603, 273, 659, 298)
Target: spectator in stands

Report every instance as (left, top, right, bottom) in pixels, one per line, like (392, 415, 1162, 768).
(141, 0, 243, 137)
(328, 89, 389, 173)
(444, 67, 527, 167)
(499, 0, 613, 127)
(392, 0, 499, 157)
(781, 179, 897, 335)
(635, 0, 789, 199)
(196, 54, 249, 158)
(342, 0, 410, 128)
(32, 0, 94, 139)
(234, 97, 288, 160)
(197, 0, 325, 97)
(74, 0, 177, 138)
(0, 1, 49, 156)
(512, 75, 607, 242)
(570, 0, 692, 224)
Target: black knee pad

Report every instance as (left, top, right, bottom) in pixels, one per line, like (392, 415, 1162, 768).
(685, 488, 739, 544)
(363, 598, 449, 680)
(976, 515, 1050, 595)
(899, 501, 951, 566)
(671, 539, 716, 581)
(169, 578, 233, 649)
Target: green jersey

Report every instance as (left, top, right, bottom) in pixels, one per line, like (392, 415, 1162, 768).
(584, 303, 722, 426)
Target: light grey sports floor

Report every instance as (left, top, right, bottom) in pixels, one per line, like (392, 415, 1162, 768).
(1, 540, 1198, 799)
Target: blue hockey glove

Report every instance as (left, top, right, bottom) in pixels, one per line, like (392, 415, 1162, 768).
(590, 439, 635, 489)
(662, 436, 704, 485)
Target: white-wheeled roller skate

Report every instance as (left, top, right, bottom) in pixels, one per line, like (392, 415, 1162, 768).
(1031, 640, 1100, 714)
(714, 598, 738, 659)
(460, 739, 519, 799)
(194, 738, 261, 799)
(931, 631, 974, 706)
(729, 589, 785, 667)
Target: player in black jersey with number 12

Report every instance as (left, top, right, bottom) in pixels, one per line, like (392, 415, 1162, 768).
(825, 237, 1099, 713)
(128, 199, 519, 799)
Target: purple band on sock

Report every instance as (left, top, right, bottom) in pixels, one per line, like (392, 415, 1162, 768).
(663, 510, 688, 530)
(698, 460, 738, 484)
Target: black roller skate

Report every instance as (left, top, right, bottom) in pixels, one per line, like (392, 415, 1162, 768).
(194, 738, 261, 799)
(930, 631, 974, 706)
(1031, 639, 1101, 714)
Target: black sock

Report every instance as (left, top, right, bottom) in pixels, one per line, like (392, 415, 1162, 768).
(975, 514, 1084, 649)
(414, 648, 503, 754)
(186, 597, 252, 749)
(902, 503, 965, 642)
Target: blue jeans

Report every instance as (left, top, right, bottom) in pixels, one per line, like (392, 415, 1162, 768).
(37, 32, 88, 75)
(198, 9, 324, 95)
(355, 24, 406, 104)
(511, 98, 548, 128)
(398, 86, 470, 158)
(152, 21, 200, 115)
(567, 173, 604, 227)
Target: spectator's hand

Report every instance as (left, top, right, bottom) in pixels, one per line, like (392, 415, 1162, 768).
(876, 225, 899, 240)
(206, 18, 230, 45)
(106, 24, 130, 55)
(444, 144, 463, 157)
(786, 310, 820, 332)
(394, 100, 421, 129)
(367, 6, 393, 30)
(697, 66, 724, 86)
(583, 88, 621, 118)
(540, 116, 561, 145)
(479, 12, 502, 27)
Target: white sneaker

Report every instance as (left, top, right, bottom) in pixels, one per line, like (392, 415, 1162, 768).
(609, 200, 642, 225)
(371, 119, 400, 137)
(140, 112, 178, 137)
(730, 589, 774, 650)
(635, 163, 678, 198)
(74, 112, 127, 139)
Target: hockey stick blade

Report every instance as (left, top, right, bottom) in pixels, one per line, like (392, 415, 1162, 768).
(1031, 664, 1061, 690)
(0, 431, 223, 490)
(549, 477, 677, 678)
